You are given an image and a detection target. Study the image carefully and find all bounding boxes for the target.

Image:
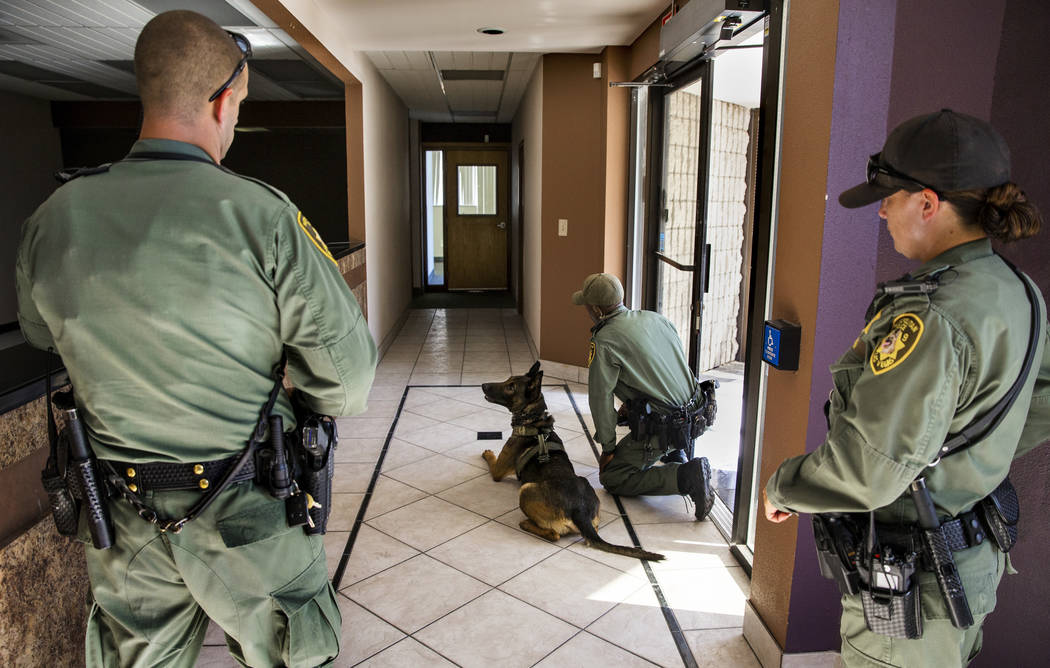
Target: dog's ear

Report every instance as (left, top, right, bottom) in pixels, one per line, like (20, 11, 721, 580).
(528, 361, 541, 377)
(527, 369, 543, 394)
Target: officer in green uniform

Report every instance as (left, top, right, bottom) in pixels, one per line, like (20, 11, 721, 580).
(573, 273, 716, 520)
(16, 11, 376, 667)
(764, 110, 1050, 666)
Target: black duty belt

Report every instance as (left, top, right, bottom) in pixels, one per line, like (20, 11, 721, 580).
(875, 511, 985, 553)
(106, 455, 257, 493)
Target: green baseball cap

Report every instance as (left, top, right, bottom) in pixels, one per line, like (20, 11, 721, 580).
(572, 273, 624, 306)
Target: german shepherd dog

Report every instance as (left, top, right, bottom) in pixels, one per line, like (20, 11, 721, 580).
(481, 362, 664, 561)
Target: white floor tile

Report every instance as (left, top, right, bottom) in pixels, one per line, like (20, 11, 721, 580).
(366, 495, 487, 551)
(382, 453, 487, 495)
(395, 421, 482, 453)
(335, 524, 419, 588)
(436, 472, 521, 519)
(428, 520, 562, 586)
(414, 590, 578, 668)
(332, 596, 406, 666)
(534, 631, 658, 667)
(685, 628, 762, 667)
(353, 637, 456, 667)
(363, 476, 428, 519)
(343, 554, 489, 633)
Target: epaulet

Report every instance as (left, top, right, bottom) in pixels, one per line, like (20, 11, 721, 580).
(54, 164, 112, 184)
(219, 167, 292, 205)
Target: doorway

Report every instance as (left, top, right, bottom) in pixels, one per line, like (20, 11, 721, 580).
(422, 147, 510, 292)
(639, 25, 769, 558)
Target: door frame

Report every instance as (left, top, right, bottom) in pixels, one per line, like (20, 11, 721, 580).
(420, 142, 511, 293)
(643, 58, 715, 372)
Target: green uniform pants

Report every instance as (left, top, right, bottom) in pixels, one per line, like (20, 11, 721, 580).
(82, 481, 341, 667)
(838, 542, 1005, 667)
(598, 433, 682, 496)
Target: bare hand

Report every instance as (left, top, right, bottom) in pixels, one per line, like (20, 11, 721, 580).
(763, 488, 794, 523)
(598, 452, 614, 472)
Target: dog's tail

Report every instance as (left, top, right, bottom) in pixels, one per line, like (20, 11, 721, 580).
(572, 507, 665, 562)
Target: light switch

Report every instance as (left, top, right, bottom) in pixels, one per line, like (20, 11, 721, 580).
(558, 219, 568, 236)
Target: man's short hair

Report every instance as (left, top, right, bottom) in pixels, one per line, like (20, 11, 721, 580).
(134, 10, 243, 120)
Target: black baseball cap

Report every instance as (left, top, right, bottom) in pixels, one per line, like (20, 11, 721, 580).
(838, 109, 1011, 209)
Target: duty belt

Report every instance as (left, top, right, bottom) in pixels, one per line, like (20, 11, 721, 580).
(875, 511, 986, 554)
(106, 455, 257, 493)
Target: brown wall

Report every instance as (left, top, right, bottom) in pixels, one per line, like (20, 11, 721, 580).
(749, 0, 840, 648)
(539, 55, 608, 366)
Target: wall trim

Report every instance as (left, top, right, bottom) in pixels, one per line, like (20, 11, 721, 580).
(744, 601, 841, 668)
(376, 307, 411, 361)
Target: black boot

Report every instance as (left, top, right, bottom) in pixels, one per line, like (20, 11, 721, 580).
(660, 448, 688, 464)
(676, 457, 715, 521)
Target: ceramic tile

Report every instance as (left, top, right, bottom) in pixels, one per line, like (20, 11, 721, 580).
(410, 372, 463, 385)
(534, 631, 658, 668)
(195, 646, 237, 667)
(363, 476, 428, 519)
(334, 438, 385, 464)
(378, 438, 433, 472)
(653, 566, 750, 631)
(404, 399, 483, 423)
(327, 492, 364, 531)
(335, 524, 419, 588)
(332, 462, 376, 494)
(366, 495, 487, 551)
(428, 520, 562, 585)
(614, 487, 701, 524)
(375, 361, 415, 374)
(560, 432, 602, 467)
(353, 637, 456, 667)
(382, 453, 487, 495)
(400, 388, 446, 410)
(631, 520, 737, 572)
(343, 554, 489, 633)
(447, 407, 512, 432)
(392, 412, 441, 435)
(436, 472, 520, 518)
(358, 398, 402, 419)
(684, 628, 761, 667)
(500, 549, 648, 628)
(367, 385, 408, 401)
(338, 417, 395, 439)
(565, 517, 658, 575)
(442, 440, 502, 469)
(414, 590, 578, 668)
(585, 585, 685, 667)
(333, 596, 406, 666)
(323, 530, 349, 579)
(396, 422, 481, 453)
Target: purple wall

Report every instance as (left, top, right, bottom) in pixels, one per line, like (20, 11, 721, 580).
(977, 2, 1050, 664)
(785, 0, 898, 652)
(785, 0, 1050, 656)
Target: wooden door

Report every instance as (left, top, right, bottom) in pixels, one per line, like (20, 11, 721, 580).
(444, 149, 508, 290)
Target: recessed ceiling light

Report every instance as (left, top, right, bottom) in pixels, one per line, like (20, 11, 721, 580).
(477, 27, 504, 35)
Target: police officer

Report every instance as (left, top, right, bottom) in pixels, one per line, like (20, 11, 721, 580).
(16, 10, 377, 667)
(763, 110, 1050, 666)
(574, 273, 716, 520)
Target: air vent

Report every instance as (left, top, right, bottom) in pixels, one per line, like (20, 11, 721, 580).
(441, 70, 504, 81)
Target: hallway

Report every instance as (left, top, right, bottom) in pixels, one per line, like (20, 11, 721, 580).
(200, 307, 759, 667)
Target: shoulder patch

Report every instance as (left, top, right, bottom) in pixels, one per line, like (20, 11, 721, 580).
(870, 313, 924, 375)
(297, 211, 337, 265)
(588, 341, 596, 367)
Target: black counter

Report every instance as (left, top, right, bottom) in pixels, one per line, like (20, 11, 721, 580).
(0, 343, 67, 415)
(328, 238, 365, 259)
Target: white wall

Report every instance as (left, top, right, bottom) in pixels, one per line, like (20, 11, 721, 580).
(275, 0, 412, 349)
(512, 62, 543, 351)
(0, 91, 63, 326)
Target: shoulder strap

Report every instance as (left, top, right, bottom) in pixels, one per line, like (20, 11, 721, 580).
(935, 256, 1042, 462)
(54, 164, 112, 184)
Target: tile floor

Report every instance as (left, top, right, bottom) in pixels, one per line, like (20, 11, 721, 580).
(197, 308, 761, 667)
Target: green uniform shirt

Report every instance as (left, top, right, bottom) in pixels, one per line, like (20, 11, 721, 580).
(767, 238, 1050, 521)
(588, 306, 696, 453)
(16, 138, 377, 463)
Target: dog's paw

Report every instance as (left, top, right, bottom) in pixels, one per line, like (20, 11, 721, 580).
(482, 449, 495, 461)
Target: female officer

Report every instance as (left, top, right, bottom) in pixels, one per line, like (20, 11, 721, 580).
(762, 109, 1050, 666)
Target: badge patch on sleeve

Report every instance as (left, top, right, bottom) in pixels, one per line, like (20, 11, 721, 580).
(588, 342, 596, 367)
(870, 313, 923, 375)
(297, 211, 337, 265)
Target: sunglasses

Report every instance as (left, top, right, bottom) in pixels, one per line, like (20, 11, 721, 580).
(866, 153, 942, 198)
(208, 31, 252, 102)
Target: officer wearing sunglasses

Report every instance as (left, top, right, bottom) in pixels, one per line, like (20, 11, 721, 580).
(763, 109, 1050, 666)
(16, 10, 376, 666)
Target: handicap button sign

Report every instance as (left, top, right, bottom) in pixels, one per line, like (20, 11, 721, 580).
(763, 323, 781, 366)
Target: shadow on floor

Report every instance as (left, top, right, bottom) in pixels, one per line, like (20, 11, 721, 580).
(410, 290, 516, 309)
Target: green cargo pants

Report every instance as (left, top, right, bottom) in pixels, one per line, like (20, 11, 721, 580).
(598, 433, 682, 496)
(81, 481, 341, 667)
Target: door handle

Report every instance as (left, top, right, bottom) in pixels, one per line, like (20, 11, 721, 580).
(496, 221, 507, 229)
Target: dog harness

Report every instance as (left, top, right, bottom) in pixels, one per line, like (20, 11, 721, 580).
(511, 410, 565, 478)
